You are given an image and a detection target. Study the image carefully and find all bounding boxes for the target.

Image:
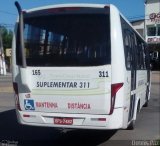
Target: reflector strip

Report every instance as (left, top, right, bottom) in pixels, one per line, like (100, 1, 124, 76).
(98, 118, 106, 121)
(23, 114, 36, 118)
(23, 114, 30, 117)
(91, 118, 106, 121)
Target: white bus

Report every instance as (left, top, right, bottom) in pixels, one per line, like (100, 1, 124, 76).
(12, 2, 151, 130)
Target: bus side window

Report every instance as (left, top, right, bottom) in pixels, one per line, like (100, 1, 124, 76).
(137, 40, 142, 69)
(142, 43, 146, 69)
(124, 32, 131, 69)
(138, 42, 144, 70)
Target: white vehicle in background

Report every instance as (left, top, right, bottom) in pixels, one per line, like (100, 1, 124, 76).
(12, 2, 151, 130)
(0, 32, 6, 75)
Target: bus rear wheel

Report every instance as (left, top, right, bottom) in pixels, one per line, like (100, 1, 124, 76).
(127, 100, 140, 130)
(143, 99, 149, 107)
(143, 86, 149, 107)
(127, 120, 135, 130)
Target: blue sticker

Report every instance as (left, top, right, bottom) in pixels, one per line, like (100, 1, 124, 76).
(24, 99, 35, 110)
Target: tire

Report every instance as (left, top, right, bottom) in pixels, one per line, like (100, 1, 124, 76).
(127, 120, 136, 130)
(127, 100, 140, 130)
(143, 99, 149, 107)
(137, 100, 140, 114)
(143, 86, 149, 107)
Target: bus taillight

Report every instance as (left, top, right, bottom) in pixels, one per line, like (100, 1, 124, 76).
(13, 82, 22, 111)
(13, 82, 18, 95)
(110, 83, 123, 115)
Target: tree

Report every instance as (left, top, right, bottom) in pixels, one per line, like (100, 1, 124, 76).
(0, 26, 13, 49)
(0, 26, 13, 72)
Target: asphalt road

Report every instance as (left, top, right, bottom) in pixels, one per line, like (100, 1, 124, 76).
(0, 72, 159, 146)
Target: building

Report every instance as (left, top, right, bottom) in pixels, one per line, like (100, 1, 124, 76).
(131, 0, 160, 70)
(131, 19, 145, 38)
(145, 0, 160, 44)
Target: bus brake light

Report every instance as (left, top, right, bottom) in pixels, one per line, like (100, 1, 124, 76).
(48, 7, 80, 13)
(13, 82, 18, 95)
(13, 82, 22, 111)
(110, 83, 123, 115)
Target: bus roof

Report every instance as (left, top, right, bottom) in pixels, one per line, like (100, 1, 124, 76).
(25, 3, 110, 13)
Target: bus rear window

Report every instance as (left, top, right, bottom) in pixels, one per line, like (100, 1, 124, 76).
(17, 13, 111, 66)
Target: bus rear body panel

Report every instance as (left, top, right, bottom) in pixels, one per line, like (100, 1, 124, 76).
(17, 66, 112, 115)
(14, 65, 124, 129)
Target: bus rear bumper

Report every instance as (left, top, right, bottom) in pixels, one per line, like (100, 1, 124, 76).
(16, 108, 124, 130)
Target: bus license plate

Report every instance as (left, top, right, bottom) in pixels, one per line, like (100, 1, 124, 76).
(54, 117, 73, 125)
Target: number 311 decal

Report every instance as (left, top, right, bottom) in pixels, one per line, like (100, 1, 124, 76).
(99, 71, 109, 78)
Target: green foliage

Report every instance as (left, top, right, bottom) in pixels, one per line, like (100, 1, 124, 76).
(0, 26, 13, 71)
(0, 26, 13, 49)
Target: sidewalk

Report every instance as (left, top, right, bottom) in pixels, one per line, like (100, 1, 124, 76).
(0, 72, 12, 77)
(0, 72, 13, 93)
(0, 73, 12, 79)
(151, 71, 160, 83)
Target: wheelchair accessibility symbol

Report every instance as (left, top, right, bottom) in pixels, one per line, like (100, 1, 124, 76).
(24, 99, 35, 110)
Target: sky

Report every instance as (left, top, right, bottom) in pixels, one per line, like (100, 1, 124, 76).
(0, 0, 145, 29)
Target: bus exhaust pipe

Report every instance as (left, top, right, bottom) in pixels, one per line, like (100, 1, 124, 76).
(15, 1, 26, 68)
